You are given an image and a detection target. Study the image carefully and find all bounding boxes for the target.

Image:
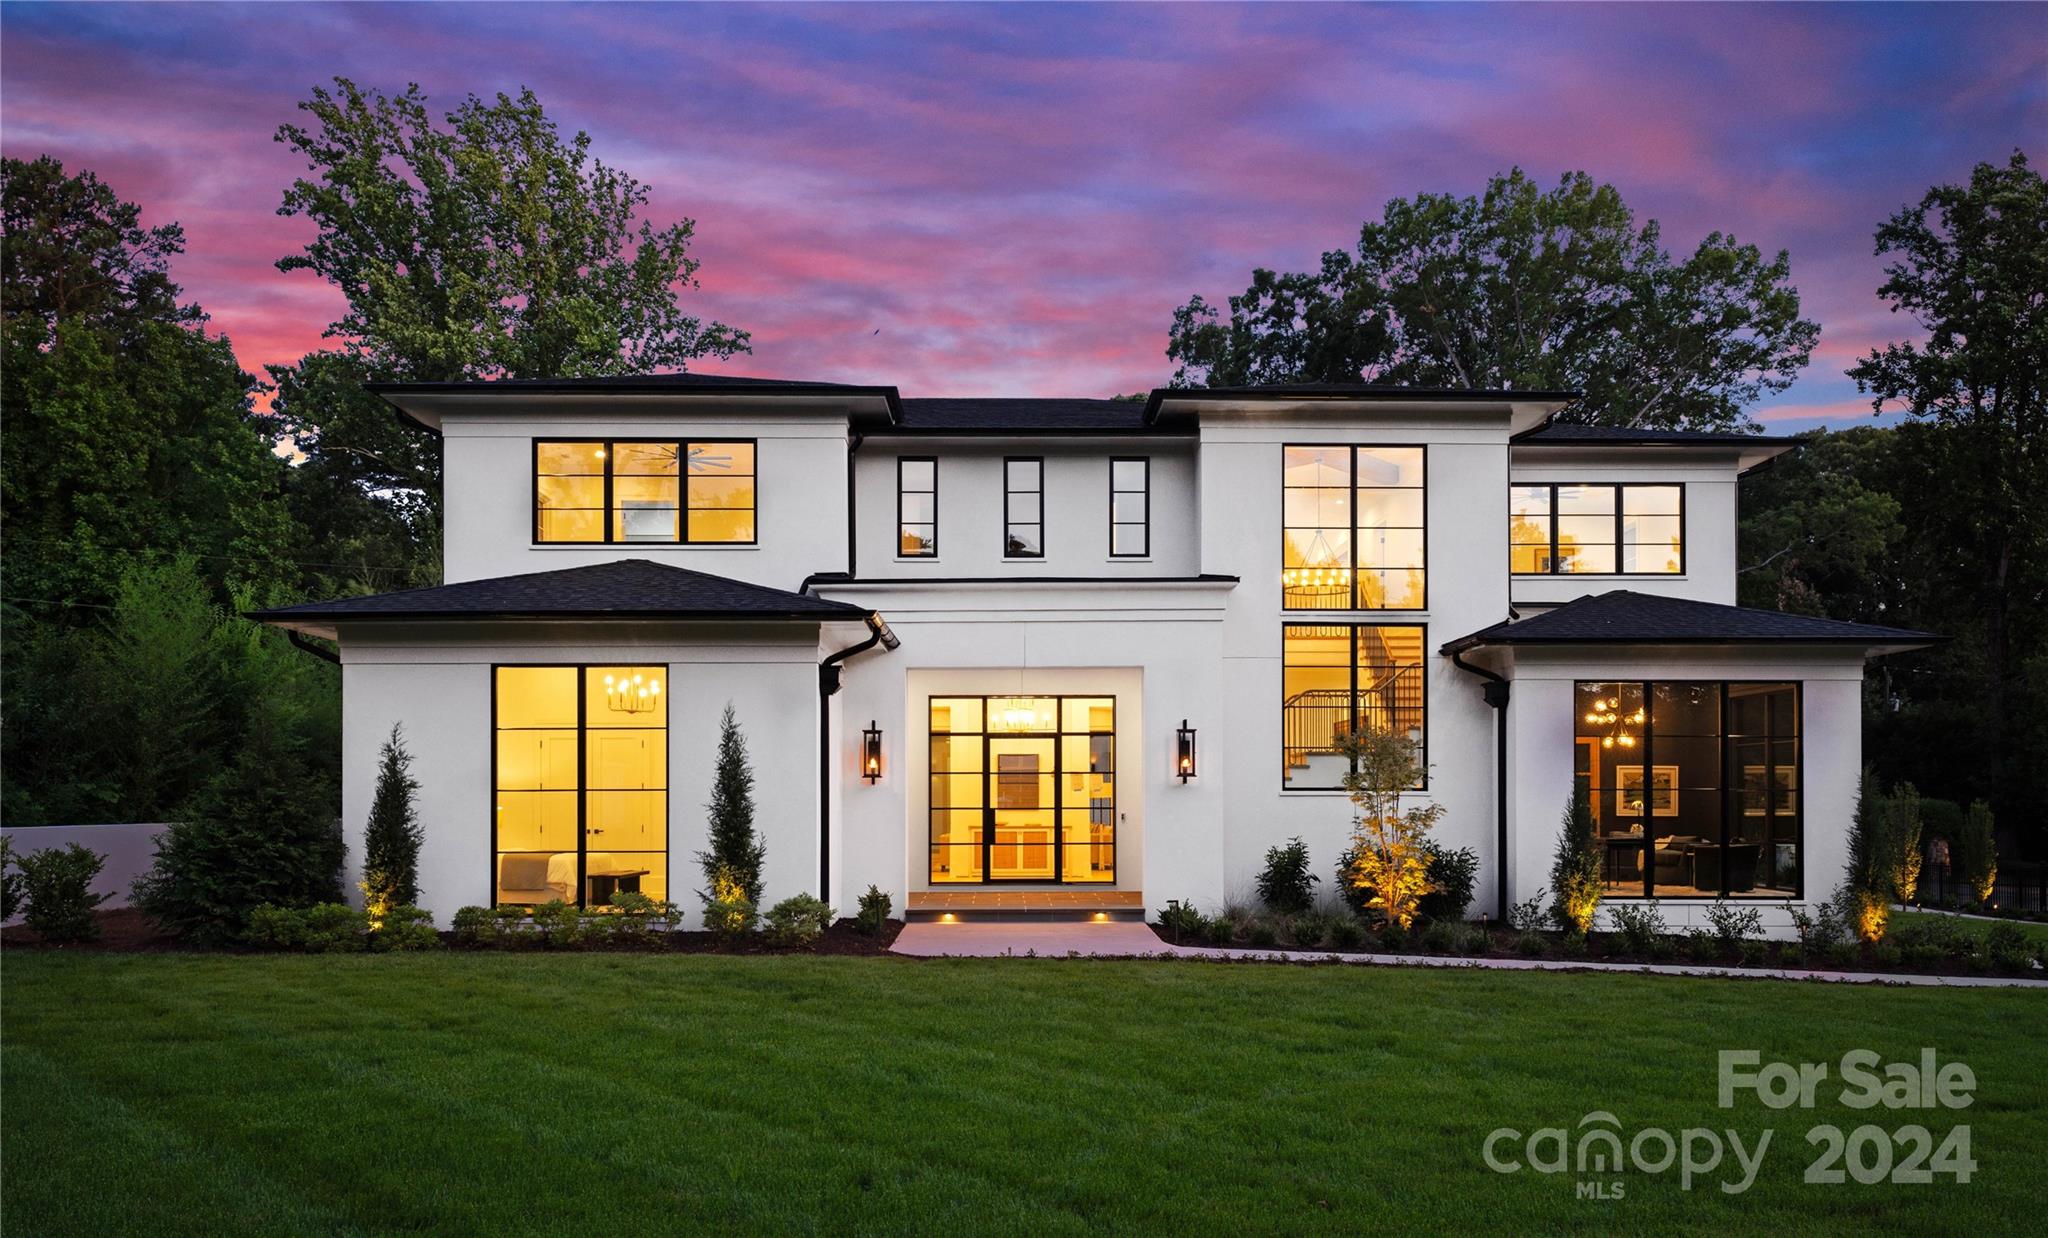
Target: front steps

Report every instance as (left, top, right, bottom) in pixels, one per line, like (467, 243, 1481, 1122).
(905, 890, 1147, 923)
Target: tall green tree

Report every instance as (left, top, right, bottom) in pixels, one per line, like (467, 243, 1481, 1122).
(361, 724, 423, 918)
(262, 79, 753, 582)
(1736, 427, 1904, 617)
(1848, 151, 2046, 840)
(1167, 168, 1818, 431)
(698, 704, 766, 906)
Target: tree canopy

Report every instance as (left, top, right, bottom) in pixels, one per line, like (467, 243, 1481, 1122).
(1167, 169, 1819, 431)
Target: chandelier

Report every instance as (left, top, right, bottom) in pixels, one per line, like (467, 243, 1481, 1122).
(1281, 529, 1352, 591)
(1583, 696, 1644, 748)
(604, 672, 662, 714)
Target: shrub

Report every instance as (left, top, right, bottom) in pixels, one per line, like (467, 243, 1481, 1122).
(764, 894, 835, 950)
(1514, 931, 1549, 958)
(245, 903, 311, 950)
(1548, 786, 1601, 933)
(702, 866, 757, 940)
(697, 704, 766, 911)
(1705, 900, 1763, 953)
(1557, 931, 1589, 959)
(372, 905, 440, 951)
(1786, 898, 1849, 950)
(1683, 926, 1719, 961)
(133, 722, 346, 944)
(1246, 918, 1279, 948)
(1604, 903, 1666, 956)
(451, 905, 496, 946)
(0, 837, 23, 921)
(854, 885, 893, 935)
(1326, 916, 1365, 950)
(300, 903, 369, 953)
(1419, 919, 1458, 953)
(531, 899, 584, 948)
(1779, 942, 1806, 967)
(1417, 843, 1478, 924)
(1890, 914, 1971, 961)
(17, 843, 109, 942)
(1336, 726, 1442, 930)
(1955, 801, 1998, 905)
(1155, 899, 1206, 944)
(1507, 891, 1548, 934)
(1202, 914, 1239, 946)
(1882, 782, 1924, 903)
(1256, 837, 1318, 915)
(1985, 923, 2032, 972)
(1288, 909, 1332, 948)
(1824, 939, 1860, 967)
(1375, 921, 1407, 952)
(1842, 767, 1891, 942)
(360, 724, 423, 925)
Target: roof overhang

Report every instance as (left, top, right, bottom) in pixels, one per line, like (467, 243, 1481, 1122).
(1143, 385, 1577, 435)
(1510, 436, 1800, 475)
(370, 380, 902, 435)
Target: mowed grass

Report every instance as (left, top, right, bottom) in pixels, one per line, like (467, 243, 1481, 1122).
(1890, 907, 2048, 948)
(4, 953, 2043, 1235)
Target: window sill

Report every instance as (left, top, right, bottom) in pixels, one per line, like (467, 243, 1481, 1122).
(1000, 557, 1049, 564)
(1511, 572, 1687, 580)
(530, 542, 759, 551)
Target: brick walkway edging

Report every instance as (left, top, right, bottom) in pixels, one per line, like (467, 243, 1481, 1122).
(888, 922, 2048, 988)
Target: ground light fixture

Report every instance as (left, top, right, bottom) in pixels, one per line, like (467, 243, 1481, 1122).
(861, 719, 883, 782)
(1176, 719, 1197, 781)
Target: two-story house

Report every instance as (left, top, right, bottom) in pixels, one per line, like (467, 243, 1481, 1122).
(254, 375, 1937, 932)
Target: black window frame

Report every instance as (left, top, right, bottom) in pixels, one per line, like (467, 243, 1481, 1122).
(1572, 679, 1803, 900)
(532, 437, 757, 546)
(1280, 622, 1428, 792)
(1281, 443, 1428, 612)
(926, 694, 1117, 885)
(897, 455, 939, 558)
(1109, 456, 1151, 558)
(1510, 482, 1686, 576)
(1002, 455, 1045, 559)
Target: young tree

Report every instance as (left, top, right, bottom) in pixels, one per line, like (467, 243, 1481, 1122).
(360, 724, 422, 922)
(1882, 782, 1924, 904)
(1336, 728, 1441, 930)
(1549, 785, 1601, 933)
(1956, 801, 1999, 905)
(1842, 766, 1890, 943)
(1168, 168, 1818, 431)
(698, 704, 766, 909)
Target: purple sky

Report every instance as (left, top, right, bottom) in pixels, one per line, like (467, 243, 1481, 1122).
(3, 2, 2040, 430)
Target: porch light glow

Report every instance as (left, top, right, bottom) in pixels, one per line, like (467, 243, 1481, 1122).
(1176, 719, 1197, 782)
(861, 719, 883, 783)
(603, 672, 661, 714)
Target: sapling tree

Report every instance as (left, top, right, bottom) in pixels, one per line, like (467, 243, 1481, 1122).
(1956, 801, 1998, 905)
(360, 723, 423, 925)
(1549, 785, 1602, 933)
(1336, 727, 1441, 930)
(1882, 782, 1924, 903)
(698, 704, 766, 927)
(1843, 765, 1890, 942)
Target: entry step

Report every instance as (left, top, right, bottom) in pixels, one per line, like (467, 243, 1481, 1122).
(906, 890, 1146, 923)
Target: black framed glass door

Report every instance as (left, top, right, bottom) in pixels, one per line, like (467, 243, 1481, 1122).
(929, 695, 1115, 884)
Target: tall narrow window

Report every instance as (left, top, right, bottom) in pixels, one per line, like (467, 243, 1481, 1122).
(534, 439, 754, 544)
(494, 665, 667, 907)
(1283, 446, 1425, 609)
(1003, 457, 1043, 557)
(1110, 458, 1149, 557)
(898, 457, 937, 556)
(1510, 483, 1683, 574)
(1281, 624, 1425, 789)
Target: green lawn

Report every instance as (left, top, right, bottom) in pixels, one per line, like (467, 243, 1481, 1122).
(5, 953, 2041, 1235)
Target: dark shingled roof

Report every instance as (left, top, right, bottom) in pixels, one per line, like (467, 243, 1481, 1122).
(893, 398, 1155, 433)
(1442, 590, 1938, 653)
(1513, 423, 1800, 447)
(250, 559, 869, 626)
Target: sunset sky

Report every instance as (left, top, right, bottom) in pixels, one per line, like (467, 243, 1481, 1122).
(3, 2, 2040, 430)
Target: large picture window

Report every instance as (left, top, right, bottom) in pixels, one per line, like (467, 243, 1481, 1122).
(494, 665, 667, 907)
(534, 440, 755, 544)
(1281, 624, 1425, 789)
(1511, 483, 1682, 574)
(1574, 680, 1799, 898)
(928, 695, 1115, 884)
(1283, 446, 1425, 609)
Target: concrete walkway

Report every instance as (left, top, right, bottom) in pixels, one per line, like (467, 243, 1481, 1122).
(889, 921, 2048, 988)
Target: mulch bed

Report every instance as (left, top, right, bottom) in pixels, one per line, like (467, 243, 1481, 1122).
(4, 909, 905, 955)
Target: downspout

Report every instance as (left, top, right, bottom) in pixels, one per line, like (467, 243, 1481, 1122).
(817, 611, 899, 900)
(1449, 648, 1511, 923)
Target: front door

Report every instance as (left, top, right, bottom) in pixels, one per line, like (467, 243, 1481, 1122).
(929, 696, 1115, 884)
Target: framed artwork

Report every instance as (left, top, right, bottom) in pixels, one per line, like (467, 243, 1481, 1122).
(1615, 764, 1679, 818)
(1740, 765, 1797, 816)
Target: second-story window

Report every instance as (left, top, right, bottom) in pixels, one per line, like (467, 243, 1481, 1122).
(1110, 458, 1149, 557)
(534, 439, 756, 545)
(898, 457, 938, 557)
(1004, 457, 1043, 558)
(1282, 445, 1426, 610)
(1510, 483, 1683, 574)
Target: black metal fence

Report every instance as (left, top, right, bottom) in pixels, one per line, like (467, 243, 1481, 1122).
(1917, 851, 2046, 913)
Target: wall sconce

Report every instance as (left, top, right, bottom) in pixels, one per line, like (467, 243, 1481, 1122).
(1175, 719, 1197, 782)
(861, 720, 883, 783)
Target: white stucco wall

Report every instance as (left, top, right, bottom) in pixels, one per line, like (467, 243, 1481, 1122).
(1501, 645, 1864, 937)
(338, 619, 827, 927)
(439, 408, 852, 586)
(852, 441, 1200, 578)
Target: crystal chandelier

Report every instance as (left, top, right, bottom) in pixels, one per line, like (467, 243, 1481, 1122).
(604, 672, 661, 714)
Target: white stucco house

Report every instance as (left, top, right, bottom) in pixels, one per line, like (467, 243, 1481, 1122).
(253, 376, 1936, 931)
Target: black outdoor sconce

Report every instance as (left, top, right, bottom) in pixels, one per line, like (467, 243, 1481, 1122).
(1176, 719, 1197, 782)
(861, 720, 883, 783)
